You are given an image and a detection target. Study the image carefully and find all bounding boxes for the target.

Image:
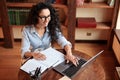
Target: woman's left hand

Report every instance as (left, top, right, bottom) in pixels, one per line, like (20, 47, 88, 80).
(65, 54, 79, 66)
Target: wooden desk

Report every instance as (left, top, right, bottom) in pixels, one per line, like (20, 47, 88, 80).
(18, 50, 105, 80)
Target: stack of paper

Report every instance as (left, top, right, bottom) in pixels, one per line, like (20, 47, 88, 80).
(20, 47, 65, 75)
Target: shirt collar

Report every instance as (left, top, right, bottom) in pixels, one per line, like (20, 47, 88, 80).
(30, 25, 49, 34)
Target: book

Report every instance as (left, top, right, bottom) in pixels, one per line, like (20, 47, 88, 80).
(76, 0, 85, 6)
(20, 47, 65, 75)
(77, 17, 97, 28)
(107, 0, 115, 7)
(8, 8, 30, 25)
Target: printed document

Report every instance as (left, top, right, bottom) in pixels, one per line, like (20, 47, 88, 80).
(20, 47, 65, 75)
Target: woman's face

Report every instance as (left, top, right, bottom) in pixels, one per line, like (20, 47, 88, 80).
(37, 8, 51, 28)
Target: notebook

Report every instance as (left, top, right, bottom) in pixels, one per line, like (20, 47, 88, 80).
(53, 50, 104, 79)
(20, 47, 65, 75)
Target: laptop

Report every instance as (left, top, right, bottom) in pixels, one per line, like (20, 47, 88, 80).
(53, 50, 104, 79)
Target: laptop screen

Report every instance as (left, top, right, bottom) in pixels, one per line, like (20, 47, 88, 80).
(53, 50, 104, 79)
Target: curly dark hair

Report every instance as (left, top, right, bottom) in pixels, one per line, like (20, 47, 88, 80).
(26, 2, 62, 44)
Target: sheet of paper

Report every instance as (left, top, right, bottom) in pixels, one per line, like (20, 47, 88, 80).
(20, 59, 47, 74)
(40, 47, 65, 67)
(59, 76, 71, 80)
(20, 47, 65, 74)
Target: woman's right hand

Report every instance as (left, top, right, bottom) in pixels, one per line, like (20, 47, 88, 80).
(32, 52, 46, 60)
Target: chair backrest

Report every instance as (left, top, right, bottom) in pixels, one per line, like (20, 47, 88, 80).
(53, 2, 76, 49)
(52, 4, 68, 26)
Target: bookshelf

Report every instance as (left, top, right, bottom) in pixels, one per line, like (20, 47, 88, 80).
(75, 0, 119, 48)
(0, 0, 75, 48)
(1, 0, 118, 49)
(6, 2, 68, 38)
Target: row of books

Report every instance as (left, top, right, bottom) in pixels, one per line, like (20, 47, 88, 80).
(8, 7, 65, 25)
(8, 9, 97, 27)
(8, 9, 30, 25)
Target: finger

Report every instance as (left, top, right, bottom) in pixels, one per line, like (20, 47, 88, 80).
(73, 58, 78, 66)
(41, 54, 46, 59)
(75, 57, 79, 65)
(66, 60, 69, 63)
(73, 61, 77, 67)
(40, 55, 46, 60)
(38, 54, 46, 60)
(76, 57, 80, 60)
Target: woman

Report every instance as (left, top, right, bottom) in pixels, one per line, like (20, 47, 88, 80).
(21, 2, 78, 66)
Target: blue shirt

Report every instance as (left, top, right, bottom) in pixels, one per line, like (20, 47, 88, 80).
(21, 25, 71, 58)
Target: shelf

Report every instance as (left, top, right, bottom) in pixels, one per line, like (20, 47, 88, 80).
(10, 25, 24, 27)
(75, 22, 111, 40)
(76, 22, 111, 29)
(6, 2, 67, 8)
(77, 2, 114, 8)
(75, 28, 110, 40)
(0, 25, 23, 39)
(7, 2, 36, 8)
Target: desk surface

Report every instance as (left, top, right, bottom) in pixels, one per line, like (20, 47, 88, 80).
(18, 50, 105, 80)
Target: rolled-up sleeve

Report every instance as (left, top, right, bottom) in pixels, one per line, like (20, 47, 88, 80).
(56, 31, 72, 48)
(21, 27, 31, 58)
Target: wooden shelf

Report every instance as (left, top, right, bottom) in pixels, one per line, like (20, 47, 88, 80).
(7, 2, 36, 8)
(0, 25, 23, 39)
(10, 25, 24, 27)
(77, 2, 114, 8)
(6, 2, 67, 8)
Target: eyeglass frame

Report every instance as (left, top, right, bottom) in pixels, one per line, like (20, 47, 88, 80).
(38, 15, 51, 21)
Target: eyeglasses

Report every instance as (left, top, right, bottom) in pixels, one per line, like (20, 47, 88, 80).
(38, 15, 51, 21)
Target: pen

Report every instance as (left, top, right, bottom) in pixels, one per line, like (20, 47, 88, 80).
(38, 67, 41, 80)
(35, 67, 39, 76)
(37, 67, 41, 76)
(35, 67, 41, 76)
(38, 67, 41, 75)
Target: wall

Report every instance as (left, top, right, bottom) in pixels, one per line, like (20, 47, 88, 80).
(76, 8, 113, 22)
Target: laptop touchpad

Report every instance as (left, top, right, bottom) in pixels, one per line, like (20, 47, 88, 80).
(54, 62, 72, 72)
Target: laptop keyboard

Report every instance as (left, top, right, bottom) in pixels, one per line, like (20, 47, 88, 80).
(62, 58, 87, 78)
